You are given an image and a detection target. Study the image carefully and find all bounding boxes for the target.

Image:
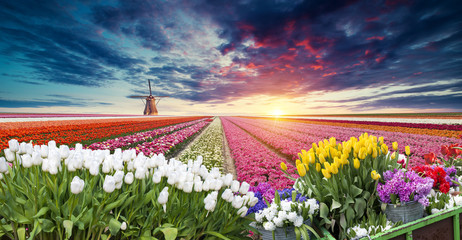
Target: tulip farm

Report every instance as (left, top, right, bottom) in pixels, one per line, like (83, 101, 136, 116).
(1, 114, 462, 240)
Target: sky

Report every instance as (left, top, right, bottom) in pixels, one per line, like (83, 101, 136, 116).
(0, 0, 461, 116)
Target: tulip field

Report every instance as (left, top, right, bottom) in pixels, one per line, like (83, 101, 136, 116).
(1, 113, 462, 239)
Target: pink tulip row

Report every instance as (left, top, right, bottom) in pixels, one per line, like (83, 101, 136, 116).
(225, 117, 462, 167)
(85, 119, 206, 150)
(135, 120, 211, 156)
(292, 118, 462, 131)
(221, 117, 297, 190)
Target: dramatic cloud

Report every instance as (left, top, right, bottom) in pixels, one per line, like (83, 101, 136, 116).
(1, 0, 461, 113)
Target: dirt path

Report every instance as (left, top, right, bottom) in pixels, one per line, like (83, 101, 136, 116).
(220, 117, 238, 179)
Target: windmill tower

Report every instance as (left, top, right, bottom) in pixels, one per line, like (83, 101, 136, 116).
(129, 79, 168, 115)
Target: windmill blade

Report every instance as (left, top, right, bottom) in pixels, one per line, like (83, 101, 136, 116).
(148, 79, 152, 96)
(152, 96, 169, 98)
(128, 95, 149, 98)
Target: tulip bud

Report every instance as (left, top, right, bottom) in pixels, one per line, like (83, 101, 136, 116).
(239, 182, 250, 195)
(405, 146, 410, 156)
(222, 189, 234, 202)
(316, 163, 321, 172)
(103, 175, 116, 193)
(183, 182, 193, 193)
(124, 172, 134, 184)
(296, 164, 306, 177)
(22, 154, 33, 168)
(40, 145, 48, 158)
(231, 180, 240, 193)
(158, 187, 169, 205)
(75, 143, 83, 152)
(4, 149, 15, 162)
(353, 158, 360, 169)
(70, 176, 85, 194)
(0, 157, 9, 173)
(120, 222, 127, 231)
(223, 173, 233, 186)
(8, 139, 19, 152)
(152, 171, 162, 184)
(59, 145, 70, 159)
(392, 142, 398, 151)
(194, 181, 203, 192)
(280, 162, 287, 171)
(238, 206, 248, 217)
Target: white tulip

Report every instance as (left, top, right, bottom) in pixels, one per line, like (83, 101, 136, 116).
(59, 145, 70, 159)
(232, 196, 244, 209)
(239, 182, 250, 195)
(21, 154, 33, 168)
(135, 167, 147, 179)
(40, 145, 48, 158)
(158, 187, 169, 212)
(0, 157, 8, 173)
(127, 161, 134, 171)
(152, 171, 162, 184)
(115, 180, 123, 189)
(8, 139, 19, 152)
(4, 149, 15, 162)
(103, 175, 116, 193)
(19, 142, 27, 154)
(122, 150, 131, 162)
(48, 141, 57, 149)
(113, 170, 124, 183)
(215, 179, 223, 191)
(249, 196, 259, 207)
(183, 182, 193, 193)
(89, 161, 100, 176)
(124, 172, 134, 184)
(202, 180, 210, 191)
(223, 173, 233, 186)
(25, 143, 33, 155)
(31, 152, 42, 166)
(194, 181, 203, 192)
(70, 176, 85, 194)
(263, 222, 276, 231)
(237, 206, 248, 217)
(231, 180, 240, 193)
(221, 189, 234, 202)
(75, 143, 83, 151)
(120, 222, 127, 231)
(167, 172, 177, 185)
(204, 200, 216, 212)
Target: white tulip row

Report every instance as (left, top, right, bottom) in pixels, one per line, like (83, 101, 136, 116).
(1, 138, 258, 215)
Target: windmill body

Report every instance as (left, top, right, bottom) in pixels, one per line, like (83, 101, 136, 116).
(129, 80, 168, 115)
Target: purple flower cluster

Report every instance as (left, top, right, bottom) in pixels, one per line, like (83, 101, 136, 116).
(278, 188, 309, 203)
(377, 169, 434, 206)
(444, 166, 459, 187)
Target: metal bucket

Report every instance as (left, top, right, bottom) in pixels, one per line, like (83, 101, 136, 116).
(384, 201, 424, 224)
(259, 219, 312, 240)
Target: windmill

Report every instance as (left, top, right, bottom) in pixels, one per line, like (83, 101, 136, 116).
(129, 79, 168, 115)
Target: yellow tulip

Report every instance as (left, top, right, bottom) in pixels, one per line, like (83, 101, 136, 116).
(371, 170, 381, 180)
(341, 154, 349, 165)
(331, 163, 338, 174)
(280, 162, 287, 171)
(316, 163, 321, 172)
(405, 146, 410, 156)
(309, 152, 316, 164)
(381, 144, 389, 154)
(296, 159, 302, 166)
(318, 141, 324, 149)
(364, 132, 369, 139)
(322, 168, 331, 179)
(372, 147, 378, 158)
(304, 163, 309, 171)
(392, 142, 398, 151)
(312, 142, 318, 151)
(330, 148, 337, 158)
(324, 162, 331, 173)
(296, 163, 306, 177)
(354, 158, 360, 169)
(359, 147, 367, 160)
(367, 145, 373, 155)
(334, 157, 340, 167)
(338, 143, 343, 152)
(319, 153, 326, 164)
(329, 137, 336, 146)
(323, 139, 329, 147)
(378, 136, 384, 144)
(391, 152, 396, 159)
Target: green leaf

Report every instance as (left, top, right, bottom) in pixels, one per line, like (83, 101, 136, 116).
(354, 198, 366, 218)
(320, 202, 329, 219)
(350, 185, 363, 198)
(339, 213, 346, 230)
(17, 227, 25, 240)
(63, 220, 73, 239)
(33, 207, 49, 218)
(161, 228, 178, 240)
(39, 219, 55, 233)
(204, 231, 231, 240)
(108, 218, 122, 236)
(345, 207, 355, 224)
(330, 199, 341, 211)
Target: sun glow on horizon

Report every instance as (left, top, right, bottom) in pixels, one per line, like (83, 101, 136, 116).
(270, 109, 285, 117)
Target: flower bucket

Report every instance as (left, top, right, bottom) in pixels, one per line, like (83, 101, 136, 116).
(383, 201, 424, 224)
(258, 219, 312, 240)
